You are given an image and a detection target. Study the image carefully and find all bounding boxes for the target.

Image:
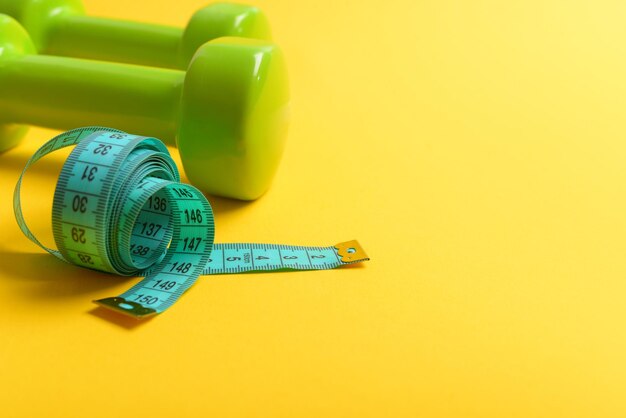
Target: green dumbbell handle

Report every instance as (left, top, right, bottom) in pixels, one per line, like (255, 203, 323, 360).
(0, 1, 271, 69)
(47, 15, 182, 69)
(0, 54, 182, 145)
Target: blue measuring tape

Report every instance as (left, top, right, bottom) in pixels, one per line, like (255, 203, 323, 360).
(13, 127, 369, 318)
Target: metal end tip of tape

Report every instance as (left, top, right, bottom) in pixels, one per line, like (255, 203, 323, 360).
(334, 240, 369, 263)
(93, 297, 158, 319)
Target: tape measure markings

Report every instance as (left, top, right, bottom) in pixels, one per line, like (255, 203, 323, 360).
(14, 127, 370, 319)
(202, 243, 350, 274)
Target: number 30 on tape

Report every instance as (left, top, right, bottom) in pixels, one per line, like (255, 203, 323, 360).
(13, 127, 369, 319)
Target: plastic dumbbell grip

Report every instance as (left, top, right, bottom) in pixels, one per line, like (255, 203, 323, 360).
(0, 54, 182, 145)
(46, 15, 183, 69)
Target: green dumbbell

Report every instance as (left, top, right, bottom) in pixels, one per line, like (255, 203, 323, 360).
(0, 14, 289, 200)
(0, 0, 271, 69)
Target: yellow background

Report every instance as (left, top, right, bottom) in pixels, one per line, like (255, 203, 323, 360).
(1, 0, 626, 416)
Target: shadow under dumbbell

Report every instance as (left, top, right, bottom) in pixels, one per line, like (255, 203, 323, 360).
(202, 193, 254, 215)
(0, 145, 65, 178)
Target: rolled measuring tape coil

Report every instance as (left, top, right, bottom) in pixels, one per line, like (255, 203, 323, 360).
(14, 127, 369, 319)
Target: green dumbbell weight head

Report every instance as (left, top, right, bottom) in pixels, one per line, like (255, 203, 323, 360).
(180, 38, 289, 199)
(180, 3, 271, 68)
(0, 0, 84, 51)
(0, 15, 289, 200)
(0, 0, 271, 69)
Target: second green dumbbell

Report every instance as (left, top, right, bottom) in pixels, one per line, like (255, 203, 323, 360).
(0, 0, 271, 69)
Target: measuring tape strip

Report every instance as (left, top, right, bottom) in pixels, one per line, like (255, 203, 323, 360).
(13, 127, 369, 319)
(202, 240, 368, 274)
